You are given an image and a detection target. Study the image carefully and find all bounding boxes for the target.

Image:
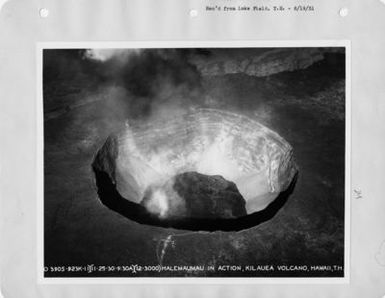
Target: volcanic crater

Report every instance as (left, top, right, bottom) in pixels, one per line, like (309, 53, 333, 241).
(92, 108, 298, 231)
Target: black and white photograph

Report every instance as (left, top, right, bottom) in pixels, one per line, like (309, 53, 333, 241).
(41, 44, 348, 279)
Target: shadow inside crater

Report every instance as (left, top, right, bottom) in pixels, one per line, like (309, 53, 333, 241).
(92, 166, 298, 232)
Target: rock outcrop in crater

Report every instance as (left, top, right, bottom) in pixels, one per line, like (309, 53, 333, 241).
(141, 172, 247, 219)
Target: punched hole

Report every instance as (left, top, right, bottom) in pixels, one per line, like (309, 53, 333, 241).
(339, 7, 348, 17)
(39, 8, 49, 18)
(190, 9, 198, 18)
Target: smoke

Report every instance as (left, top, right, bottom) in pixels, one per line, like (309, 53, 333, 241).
(141, 178, 187, 218)
(81, 49, 206, 217)
(83, 48, 204, 121)
(43, 48, 207, 156)
(144, 188, 170, 218)
(83, 49, 142, 62)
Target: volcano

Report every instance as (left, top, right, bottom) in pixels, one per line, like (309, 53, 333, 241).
(92, 108, 298, 230)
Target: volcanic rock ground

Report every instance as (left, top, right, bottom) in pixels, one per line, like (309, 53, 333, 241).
(44, 49, 345, 277)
